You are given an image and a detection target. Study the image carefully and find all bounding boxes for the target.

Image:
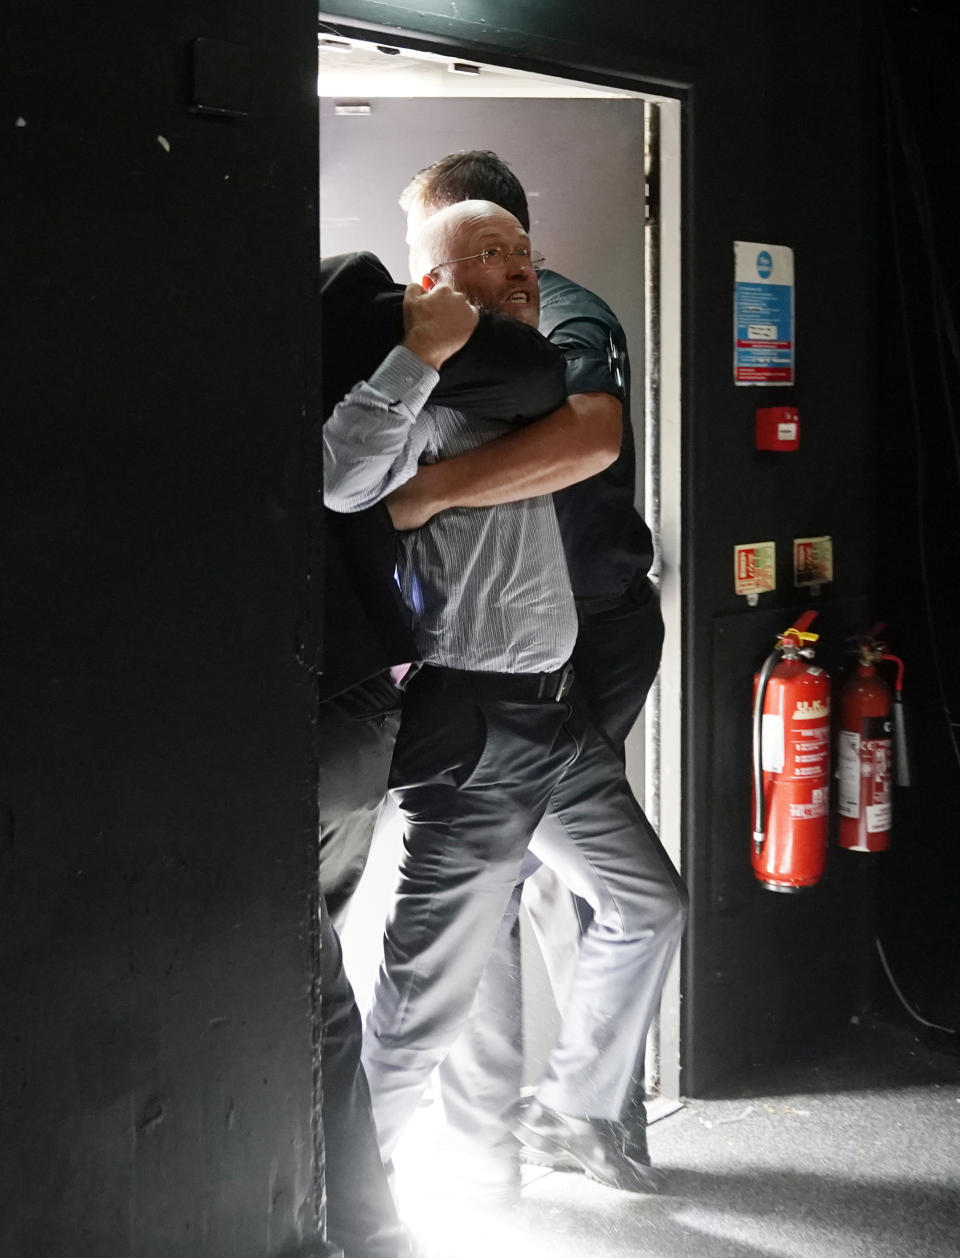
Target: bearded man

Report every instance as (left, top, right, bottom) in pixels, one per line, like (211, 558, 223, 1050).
(323, 201, 686, 1199)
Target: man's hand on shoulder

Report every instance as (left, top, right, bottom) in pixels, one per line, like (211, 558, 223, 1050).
(402, 282, 479, 372)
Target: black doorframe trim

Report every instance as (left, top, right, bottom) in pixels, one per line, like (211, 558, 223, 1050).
(318, 9, 695, 99)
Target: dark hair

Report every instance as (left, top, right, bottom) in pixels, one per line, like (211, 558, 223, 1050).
(400, 150, 530, 231)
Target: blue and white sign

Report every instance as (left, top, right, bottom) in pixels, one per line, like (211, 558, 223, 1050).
(734, 242, 795, 385)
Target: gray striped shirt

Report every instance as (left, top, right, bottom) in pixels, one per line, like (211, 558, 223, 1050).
(324, 345, 576, 673)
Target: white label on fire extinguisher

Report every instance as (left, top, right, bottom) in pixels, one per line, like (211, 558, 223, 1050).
(789, 787, 828, 820)
(792, 698, 830, 720)
(761, 714, 785, 773)
(866, 802, 891, 831)
(838, 730, 861, 817)
(864, 738, 892, 831)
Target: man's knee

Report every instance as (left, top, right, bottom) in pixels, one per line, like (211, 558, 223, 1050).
(620, 866, 688, 946)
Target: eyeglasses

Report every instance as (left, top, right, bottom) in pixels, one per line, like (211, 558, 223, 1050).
(430, 246, 547, 273)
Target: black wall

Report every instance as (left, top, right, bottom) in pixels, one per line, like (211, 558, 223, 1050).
(9, 0, 945, 1246)
(320, 0, 882, 1093)
(875, 0, 960, 1035)
(3, 4, 322, 1254)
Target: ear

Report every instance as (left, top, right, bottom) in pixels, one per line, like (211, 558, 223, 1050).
(421, 272, 437, 291)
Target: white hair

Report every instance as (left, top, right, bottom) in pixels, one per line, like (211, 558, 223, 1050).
(407, 212, 456, 284)
(407, 199, 518, 283)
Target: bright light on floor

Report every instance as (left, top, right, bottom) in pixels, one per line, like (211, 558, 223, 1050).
(390, 1095, 547, 1258)
(391, 1090, 681, 1258)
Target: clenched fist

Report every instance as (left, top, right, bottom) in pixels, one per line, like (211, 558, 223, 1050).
(401, 282, 479, 371)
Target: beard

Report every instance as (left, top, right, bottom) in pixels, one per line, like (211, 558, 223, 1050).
(460, 280, 540, 328)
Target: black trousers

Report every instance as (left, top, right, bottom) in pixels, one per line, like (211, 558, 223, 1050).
(316, 677, 408, 1258)
(317, 674, 401, 927)
(571, 580, 664, 760)
(318, 896, 411, 1258)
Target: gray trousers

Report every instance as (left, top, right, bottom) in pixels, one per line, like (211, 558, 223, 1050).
(361, 666, 687, 1160)
(438, 584, 666, 1148)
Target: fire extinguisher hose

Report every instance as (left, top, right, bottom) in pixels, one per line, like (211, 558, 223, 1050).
(752, 645, 782, 852)
(881, 653, 911, 788)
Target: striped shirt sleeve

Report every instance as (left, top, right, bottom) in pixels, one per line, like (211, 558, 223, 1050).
(323, 345, 438, 513)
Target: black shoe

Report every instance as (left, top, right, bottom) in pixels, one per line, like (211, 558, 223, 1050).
(620, 1119, 651, 1166)
(515, 1100, 662, 1194)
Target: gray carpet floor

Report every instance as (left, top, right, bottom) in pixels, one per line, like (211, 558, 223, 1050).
(405, 1015, 960, 1258)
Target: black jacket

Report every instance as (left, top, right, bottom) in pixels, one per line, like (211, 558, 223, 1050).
(312, 252, 567, 700)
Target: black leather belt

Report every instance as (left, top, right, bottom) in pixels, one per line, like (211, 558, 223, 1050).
(413, 661, 575, 703)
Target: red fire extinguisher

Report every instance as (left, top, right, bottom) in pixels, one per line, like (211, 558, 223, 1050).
(751, 611, 831, 891)
(837, 635, 908, 852)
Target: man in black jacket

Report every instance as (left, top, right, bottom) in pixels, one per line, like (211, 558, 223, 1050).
(315, 251, 571, 926)
(324, 207, 684, 1213)
(313, 251, 571, 1252)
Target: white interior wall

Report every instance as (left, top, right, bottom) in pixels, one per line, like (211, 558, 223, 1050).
(319, 95, 645, 435)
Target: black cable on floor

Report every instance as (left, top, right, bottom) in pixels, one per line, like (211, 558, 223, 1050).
(875, 936, 957, 1036)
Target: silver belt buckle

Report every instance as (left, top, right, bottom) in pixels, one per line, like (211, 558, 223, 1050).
(555, 662, 575, 702)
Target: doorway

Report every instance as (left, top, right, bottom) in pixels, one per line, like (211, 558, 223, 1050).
(317, 20, 684, 1103)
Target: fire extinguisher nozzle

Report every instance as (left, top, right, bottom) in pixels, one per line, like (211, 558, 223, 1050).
(753, 830, 765, 854)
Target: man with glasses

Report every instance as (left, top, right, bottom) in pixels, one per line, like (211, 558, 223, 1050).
(396, 151, 661, 765)
(392, 151, 666, 1189)
(324, 200, 686, 1202)
(315, 244, 572, 1253)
